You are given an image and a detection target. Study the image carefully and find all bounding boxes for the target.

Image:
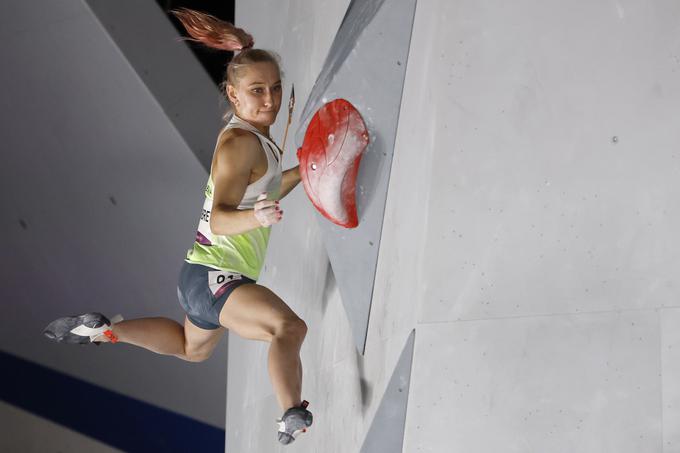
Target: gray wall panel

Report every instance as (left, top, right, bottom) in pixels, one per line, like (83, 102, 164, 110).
(229, 0, 680, 451)
(0, 0, 227, 428)
(85, 0, 226, 171)
(296, 0, 418, 354)
(360, 330, 414, 453)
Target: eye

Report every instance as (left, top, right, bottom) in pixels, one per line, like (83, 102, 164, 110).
(273, 85, 282, 92)
(252, 88, 263, 94)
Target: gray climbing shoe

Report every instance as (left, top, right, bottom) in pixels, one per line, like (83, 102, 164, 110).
(43, 313, 123, 344)
(277, 400, 313, 445)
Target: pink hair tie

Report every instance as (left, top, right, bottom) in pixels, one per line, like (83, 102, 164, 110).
(235, 42, 254, 55)
(241, 36, 255, 50)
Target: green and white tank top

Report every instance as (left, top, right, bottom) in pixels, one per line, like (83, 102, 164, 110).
(185, 114, 283, 280)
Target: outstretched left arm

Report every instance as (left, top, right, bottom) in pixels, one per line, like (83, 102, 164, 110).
(279, 165, 301, 199)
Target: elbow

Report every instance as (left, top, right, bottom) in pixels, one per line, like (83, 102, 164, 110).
(209, 206, 240, 236)
(208, 218, 220, 236)
(209, 209, 227, 236)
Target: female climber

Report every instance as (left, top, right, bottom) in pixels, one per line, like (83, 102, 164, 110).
(42, 8, 312, 446)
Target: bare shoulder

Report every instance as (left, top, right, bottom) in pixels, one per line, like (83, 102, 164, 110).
(219, 128, 260, 152)
(214, 128, 260, 169)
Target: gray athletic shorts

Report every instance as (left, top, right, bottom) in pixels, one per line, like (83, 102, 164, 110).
(177, 261, 255, 330)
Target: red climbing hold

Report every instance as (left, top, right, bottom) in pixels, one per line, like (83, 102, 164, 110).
(297, 99, 370, 228)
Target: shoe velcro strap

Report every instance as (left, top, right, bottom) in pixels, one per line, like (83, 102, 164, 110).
(70, 314, 124, 342)
(70, 324, 109, 338)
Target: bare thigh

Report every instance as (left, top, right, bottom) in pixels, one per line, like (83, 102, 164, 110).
(183, 316, 225, 361)
(218, 283, 302, 341)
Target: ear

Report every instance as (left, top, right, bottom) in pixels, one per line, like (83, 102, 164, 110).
(226, 84, 239, 105)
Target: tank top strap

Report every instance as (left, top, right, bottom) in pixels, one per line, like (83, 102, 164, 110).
(224, 115, 281, 164)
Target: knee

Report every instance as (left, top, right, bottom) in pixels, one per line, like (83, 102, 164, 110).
(182, 347, 212, 363)
(274, 317, 308, 341)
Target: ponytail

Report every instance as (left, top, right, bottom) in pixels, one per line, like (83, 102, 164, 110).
(170, 8, 254, 52)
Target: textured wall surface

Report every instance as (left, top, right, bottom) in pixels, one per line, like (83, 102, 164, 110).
(227, 0, 680, 451)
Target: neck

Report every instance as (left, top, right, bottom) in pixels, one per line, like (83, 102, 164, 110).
(234, 114, 270, 137)
(255, 125, 270, 136)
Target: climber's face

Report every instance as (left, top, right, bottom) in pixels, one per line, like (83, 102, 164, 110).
(227, 62, 282, 131)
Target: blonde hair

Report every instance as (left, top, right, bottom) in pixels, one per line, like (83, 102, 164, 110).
(171, 8, 282, 118)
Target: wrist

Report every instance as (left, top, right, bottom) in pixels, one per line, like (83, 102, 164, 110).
(251, 208, 263, 227)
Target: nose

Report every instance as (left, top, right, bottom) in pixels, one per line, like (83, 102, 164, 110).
(263, 93, 273, 108)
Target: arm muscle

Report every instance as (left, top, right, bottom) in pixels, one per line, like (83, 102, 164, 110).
(209, 131, 263, 235)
